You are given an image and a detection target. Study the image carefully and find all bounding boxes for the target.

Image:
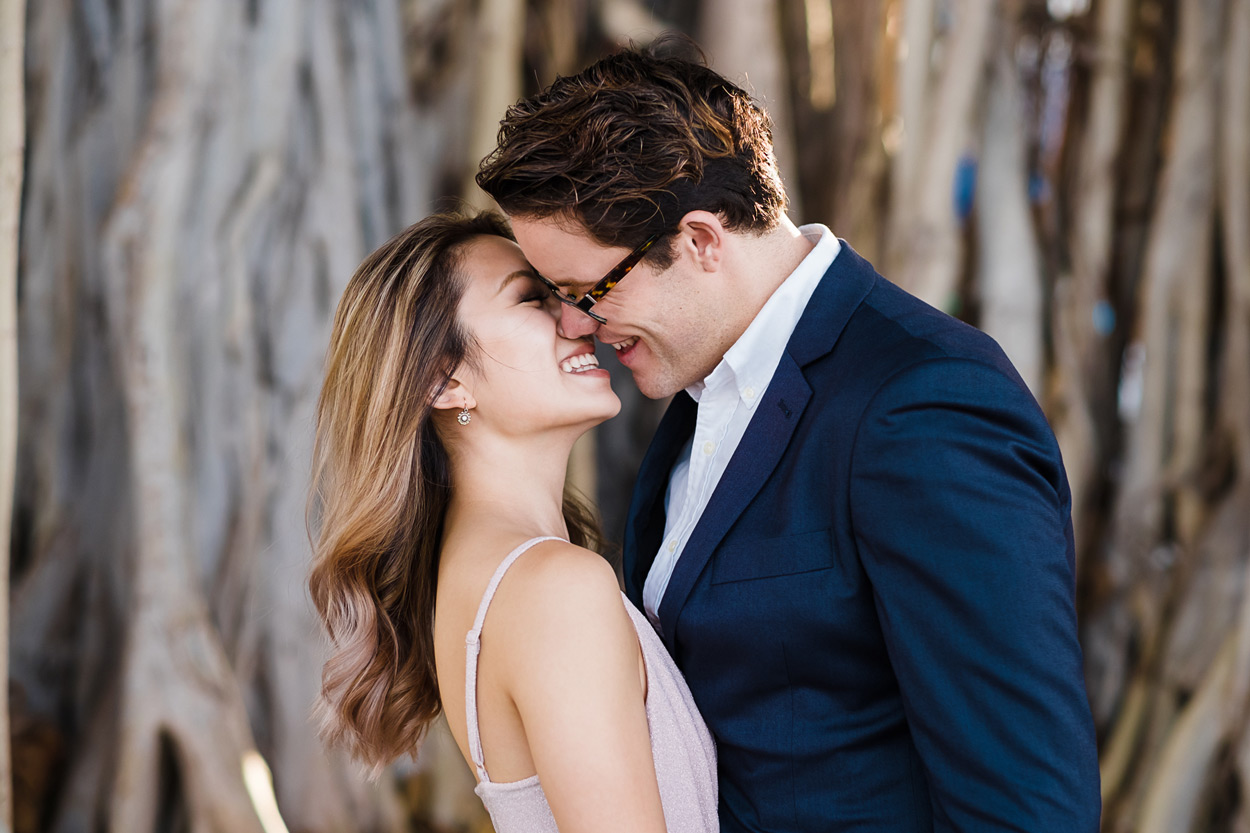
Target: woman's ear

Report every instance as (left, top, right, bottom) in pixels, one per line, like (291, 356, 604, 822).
(432, 378, 476, 412)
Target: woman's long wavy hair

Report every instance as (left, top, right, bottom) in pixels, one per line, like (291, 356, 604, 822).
(307, 211, 604, 772)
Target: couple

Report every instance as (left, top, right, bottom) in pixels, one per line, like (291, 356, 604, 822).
(308, 44, 1101, 832)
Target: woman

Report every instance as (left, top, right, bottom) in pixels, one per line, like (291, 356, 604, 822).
(307, 212, 717, 832)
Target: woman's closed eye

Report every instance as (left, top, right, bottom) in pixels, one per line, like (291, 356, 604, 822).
(520, 279, 561, 309)
(514, 276, 544, 303)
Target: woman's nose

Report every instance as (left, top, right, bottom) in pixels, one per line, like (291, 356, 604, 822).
(557, 305, 601, 339)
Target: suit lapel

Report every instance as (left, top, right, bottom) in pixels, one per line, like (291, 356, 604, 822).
(654, 240, 879, 646)
(656, 355, 811, 646)
(622, 392, 697, 607)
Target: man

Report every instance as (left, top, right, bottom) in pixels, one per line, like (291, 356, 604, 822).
(477, 41, 1100, 832)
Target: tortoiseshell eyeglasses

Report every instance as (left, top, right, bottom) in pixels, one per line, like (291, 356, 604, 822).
(534, 233, 660, 324)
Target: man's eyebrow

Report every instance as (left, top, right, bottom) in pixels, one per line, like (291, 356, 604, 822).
(497, 269, 539, 294)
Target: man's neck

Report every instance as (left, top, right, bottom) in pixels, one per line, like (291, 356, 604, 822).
(711, 216, 818, 355)
(764, 215, 820, 277)
(732, 217, 816, 310)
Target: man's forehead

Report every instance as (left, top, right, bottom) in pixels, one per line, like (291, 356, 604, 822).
(510, 214, 596, 246)
(509, 216, 617, 282)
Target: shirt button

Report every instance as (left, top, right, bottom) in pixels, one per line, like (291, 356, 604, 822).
(667, 540, 677, 552)
(743, 386, 756, 400)
(703, 441, 715, 455)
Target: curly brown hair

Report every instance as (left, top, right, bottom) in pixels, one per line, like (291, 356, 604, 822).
(475, 38, 787, 268)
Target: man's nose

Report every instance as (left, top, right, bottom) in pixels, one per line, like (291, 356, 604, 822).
(558, 305, 601, 339)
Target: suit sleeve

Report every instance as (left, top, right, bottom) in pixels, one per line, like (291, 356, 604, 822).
(848, 356, 1101, 832)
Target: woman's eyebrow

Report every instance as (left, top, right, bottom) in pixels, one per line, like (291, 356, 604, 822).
(496, 269, 539, 295)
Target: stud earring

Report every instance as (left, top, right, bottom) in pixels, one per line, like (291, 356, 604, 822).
(457, 407, 471, 425)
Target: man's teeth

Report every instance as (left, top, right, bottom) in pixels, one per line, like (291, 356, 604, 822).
(560, 353, 601, 373)
(612, 337, 639, 352)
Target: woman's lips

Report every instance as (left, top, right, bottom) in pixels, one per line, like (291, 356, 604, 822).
(559, 352, 601, 373)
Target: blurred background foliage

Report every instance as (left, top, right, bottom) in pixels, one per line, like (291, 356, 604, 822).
(1, 0, 1249, 831)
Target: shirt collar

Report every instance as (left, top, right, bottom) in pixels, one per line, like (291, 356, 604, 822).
(686, 225, 840, 405)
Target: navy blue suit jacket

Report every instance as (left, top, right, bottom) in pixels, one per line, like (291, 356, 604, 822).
(622, 244, 1100, 832)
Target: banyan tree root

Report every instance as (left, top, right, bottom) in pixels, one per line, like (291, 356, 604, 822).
(98, 2, 285, 831)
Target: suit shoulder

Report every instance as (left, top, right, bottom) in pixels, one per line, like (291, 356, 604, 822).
(823, 276, 1027, 399)
(867, 279, 1008, 363)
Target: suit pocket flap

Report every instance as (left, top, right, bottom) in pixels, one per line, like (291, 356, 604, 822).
(711, 528, 835, 584)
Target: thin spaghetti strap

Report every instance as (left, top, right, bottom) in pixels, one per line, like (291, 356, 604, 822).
(464, 536, 565, 784)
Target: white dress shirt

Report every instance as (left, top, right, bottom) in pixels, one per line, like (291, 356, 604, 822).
(642, 225, 841, 627)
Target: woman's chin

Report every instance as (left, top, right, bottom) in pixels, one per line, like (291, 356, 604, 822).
(559, 373, 620, 422)
(571, 394, 622, 432)
(497, 388, 620, 436)
(574, 397, 622, 430)
(597, 397, 623, 424)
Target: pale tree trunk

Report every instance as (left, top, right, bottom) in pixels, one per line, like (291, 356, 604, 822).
(776, 0, 891, 256)
(1049, 0, 1132, 559)
(889, 0, 995, 311)
(1136, 632, 1236, 833)
(892, 0, 936, 216)
(1222, 0, 1250, 826)
(599, 0, 675, 42)
(464, 0, 526, 209)
(1078, 0, 1178, 734)
(975, 1, 1043, 397)
(700, 0, 805, 219)
(1091, 0, 1229, 827)
(100, 5, 281, 829)
(1105, 0, 1222, 637)
(12, 0, 465, 829)
(533, 0, 584, 80)
(787, 0, 891, 261)
(824, 0, 891, 263)
(0, 0, 25, 829)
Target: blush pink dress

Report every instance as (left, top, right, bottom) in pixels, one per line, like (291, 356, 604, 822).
(463, 537, 719, 832)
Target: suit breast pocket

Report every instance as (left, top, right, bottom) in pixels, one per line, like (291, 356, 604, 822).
(710, 528, 835, 585)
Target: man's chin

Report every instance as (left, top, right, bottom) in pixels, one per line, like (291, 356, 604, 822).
(630, 370, 684, 401)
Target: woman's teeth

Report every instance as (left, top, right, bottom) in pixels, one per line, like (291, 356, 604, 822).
(612, 337, 639, 352)
(560, 353, 601, 373)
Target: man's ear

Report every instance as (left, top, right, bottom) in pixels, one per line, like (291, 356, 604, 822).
(432, 377, 476, 412)
(675, 210, 726, 272)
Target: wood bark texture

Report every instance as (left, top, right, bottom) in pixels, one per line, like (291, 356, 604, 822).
(1050, 0, 1132, 582)
(11, 0, 1250, 830)
(975, 2, 1043, 396)
(699, 0, 804, 218)
(0, 0, 26, 828)
(11, 0, 475, 829)
(888, 0, 994, 311)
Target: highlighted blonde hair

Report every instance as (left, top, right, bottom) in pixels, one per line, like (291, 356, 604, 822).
(308, 211, 602, 771)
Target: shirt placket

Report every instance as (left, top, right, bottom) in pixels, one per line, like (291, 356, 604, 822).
(672, 386, 736, 556)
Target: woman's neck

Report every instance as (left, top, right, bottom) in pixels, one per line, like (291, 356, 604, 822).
(443, 430, 577, 545)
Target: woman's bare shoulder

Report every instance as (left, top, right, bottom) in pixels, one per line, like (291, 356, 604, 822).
(487, 539, 633, 665)
(504, 538, 620, 597)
